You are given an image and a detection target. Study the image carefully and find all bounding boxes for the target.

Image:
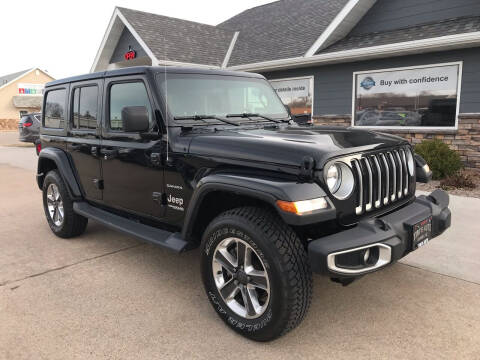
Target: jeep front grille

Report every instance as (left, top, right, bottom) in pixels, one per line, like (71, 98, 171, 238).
(351, 148, 412, 215)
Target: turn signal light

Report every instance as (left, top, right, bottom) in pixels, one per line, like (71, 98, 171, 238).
(276, 197, 328, 215)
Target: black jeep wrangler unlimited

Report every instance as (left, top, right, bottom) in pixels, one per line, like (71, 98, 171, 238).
(37, 66, 451, 341)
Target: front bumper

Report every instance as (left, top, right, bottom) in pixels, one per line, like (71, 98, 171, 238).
(308, 189, 451, 277)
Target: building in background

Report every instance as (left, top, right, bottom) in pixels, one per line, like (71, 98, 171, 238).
(0, 68, 54, 130)
(91, 0, 480, 170)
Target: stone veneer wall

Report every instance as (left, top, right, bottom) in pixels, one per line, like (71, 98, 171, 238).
(312, 113, 480, 171)
(312, 115, 351, 127)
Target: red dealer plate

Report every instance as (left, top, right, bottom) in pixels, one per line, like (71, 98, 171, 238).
(412, 216, 432, 250)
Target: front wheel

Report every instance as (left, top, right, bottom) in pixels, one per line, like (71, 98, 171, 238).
(201, 206, 312, 341)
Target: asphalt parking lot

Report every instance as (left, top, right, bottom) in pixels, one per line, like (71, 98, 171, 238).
(1, 136, 479, 359)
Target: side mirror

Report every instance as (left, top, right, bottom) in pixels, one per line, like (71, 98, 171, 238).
(414, 154, 432, 183)
(122, 106, 150, 132)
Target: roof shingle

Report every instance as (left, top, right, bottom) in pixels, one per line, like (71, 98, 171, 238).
(0, 69, 32, 87)
(218, 0, 349, 66)
(113, 4, 480, 69)
(318, 15, 480, 54)
(118, 7, 235, 67)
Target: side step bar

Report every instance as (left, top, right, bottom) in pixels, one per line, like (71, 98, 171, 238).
(73, 202, 190, 253)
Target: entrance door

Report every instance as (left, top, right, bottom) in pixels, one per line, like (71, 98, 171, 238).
(67, 80, 103, 201)
(100, 77, 165, 218)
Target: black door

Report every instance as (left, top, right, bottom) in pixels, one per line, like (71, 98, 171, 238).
(67, 80, 103, 201)
(100, 77, 165, 218)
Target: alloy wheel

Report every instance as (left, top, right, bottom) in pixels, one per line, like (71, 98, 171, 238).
(212, 237, 270, 319)
(46, 183, 64, 227)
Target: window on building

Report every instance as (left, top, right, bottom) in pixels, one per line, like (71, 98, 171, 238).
(72, 86, 98, 130)
(44, 89, 66, 128)
(19, 110, 28, 119)
(353, 63, 461, 129)
(109, 82, 151, 131)
(269, 77, 313, 116)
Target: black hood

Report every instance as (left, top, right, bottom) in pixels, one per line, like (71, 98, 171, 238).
(186, 126, 408, 170)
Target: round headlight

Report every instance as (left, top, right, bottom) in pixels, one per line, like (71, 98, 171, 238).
(325, 162, 355, 200)
(326, 164, 341, 193)
(406, 149, 415, 176)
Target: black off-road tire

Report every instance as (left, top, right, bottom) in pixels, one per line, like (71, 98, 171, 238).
(201, 206, 313, 341)
(42, 170, 88, 238)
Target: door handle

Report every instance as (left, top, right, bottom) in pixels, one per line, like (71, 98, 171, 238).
(100, 148, 118, 160)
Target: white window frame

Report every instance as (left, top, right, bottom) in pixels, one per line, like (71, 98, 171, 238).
(268, 75, 314, 116)
(351, 61, 463, 131)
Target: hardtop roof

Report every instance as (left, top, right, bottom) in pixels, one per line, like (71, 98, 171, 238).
(46, 66, 265, 87)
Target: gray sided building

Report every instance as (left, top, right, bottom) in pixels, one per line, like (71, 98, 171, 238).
(92, 0, 480, 170)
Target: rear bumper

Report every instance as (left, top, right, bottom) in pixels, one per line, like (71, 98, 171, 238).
(308, 189, 451, 277)
(18, 130, 38, 143)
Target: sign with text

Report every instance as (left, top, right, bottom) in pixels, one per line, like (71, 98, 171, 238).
(270, 77, 313, 115)
(18, 83, 44, 96)
(354, 63, 460, 128)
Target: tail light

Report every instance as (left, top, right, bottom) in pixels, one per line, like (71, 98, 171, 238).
(36, 142, 42, 154)
(23, 121, 33, 127)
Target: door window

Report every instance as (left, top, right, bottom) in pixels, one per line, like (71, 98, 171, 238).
(44, 89, 66, 128)
(72, 86, 98, 130)
(109, 82, 152, 131)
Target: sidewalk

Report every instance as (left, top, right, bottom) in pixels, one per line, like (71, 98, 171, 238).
(0, 130, 24, 147)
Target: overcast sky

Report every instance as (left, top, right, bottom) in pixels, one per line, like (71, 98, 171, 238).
(0, 0, 274, 79)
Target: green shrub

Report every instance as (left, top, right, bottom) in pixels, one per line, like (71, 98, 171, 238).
(415, 139, 462, 180)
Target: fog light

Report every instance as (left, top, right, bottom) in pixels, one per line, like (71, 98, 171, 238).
(327, 244, 391, 275)
(362, 248, 370, 264)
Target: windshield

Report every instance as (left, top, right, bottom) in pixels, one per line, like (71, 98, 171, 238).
(157, 73, 289, 123)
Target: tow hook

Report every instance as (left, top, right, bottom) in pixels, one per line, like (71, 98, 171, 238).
(330, 277, 358, 286)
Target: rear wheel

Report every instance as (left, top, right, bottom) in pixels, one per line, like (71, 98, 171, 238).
(42, 170, 88, 238)
(201, 206, 312, 341)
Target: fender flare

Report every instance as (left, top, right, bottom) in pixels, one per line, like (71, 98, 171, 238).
(37, 147, 82, 198)
(181, 173, 336, 240)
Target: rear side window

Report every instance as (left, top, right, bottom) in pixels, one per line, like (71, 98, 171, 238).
(109, 82, 151, 131)
(44, 89, 66, 128)
(72, 86, 98, 130)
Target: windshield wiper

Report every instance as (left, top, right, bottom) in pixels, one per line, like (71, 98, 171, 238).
(226, 113, 283, 123)
(174, 114, 240, 126)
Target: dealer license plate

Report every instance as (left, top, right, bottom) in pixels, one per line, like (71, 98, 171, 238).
(412, 216, 432, 250)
